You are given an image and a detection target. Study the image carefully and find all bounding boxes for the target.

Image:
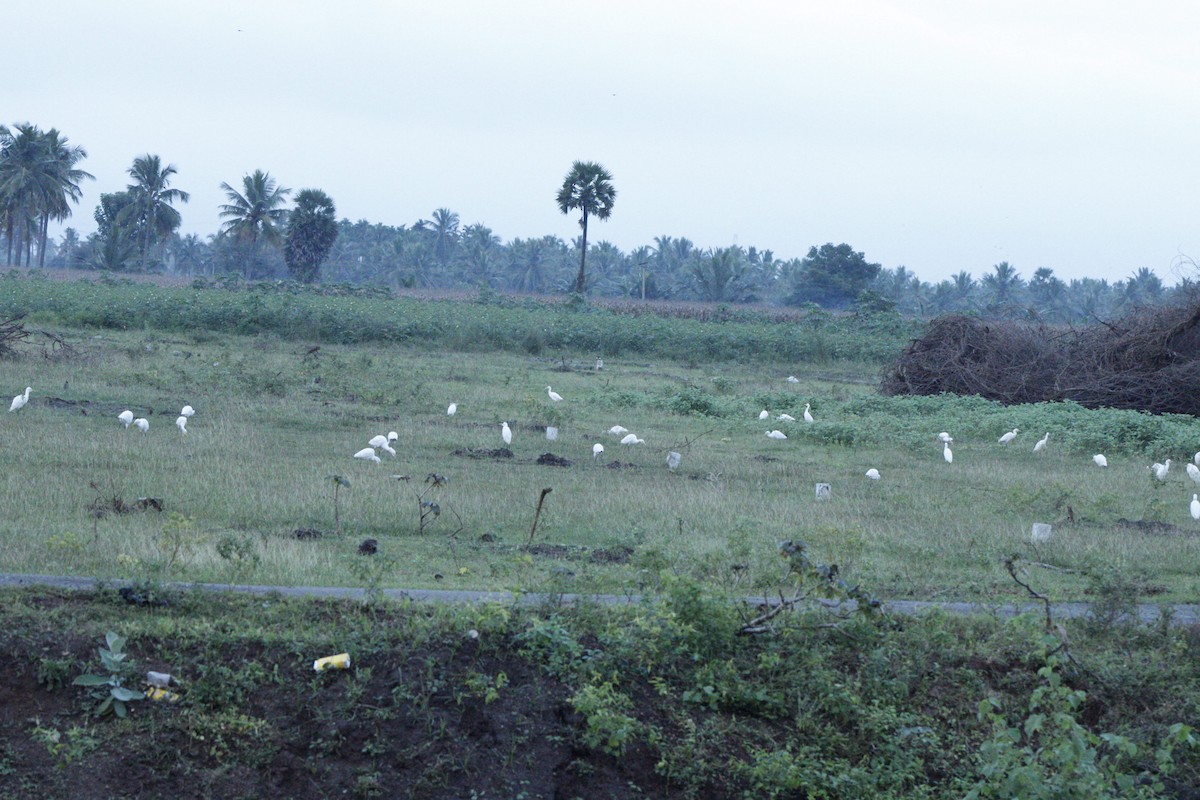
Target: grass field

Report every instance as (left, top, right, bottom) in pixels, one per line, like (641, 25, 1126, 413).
(3, 317, 1200, 604)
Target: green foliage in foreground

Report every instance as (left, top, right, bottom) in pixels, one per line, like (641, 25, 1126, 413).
(0, 271, 917, 364)
(1, 585, 1196, 798)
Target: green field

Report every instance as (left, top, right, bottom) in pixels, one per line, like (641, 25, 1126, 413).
(2, 277, 1199, 605)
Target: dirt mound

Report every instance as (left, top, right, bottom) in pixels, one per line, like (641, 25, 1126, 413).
(452, 447, 513, 459)
(536, 453, 571, 467)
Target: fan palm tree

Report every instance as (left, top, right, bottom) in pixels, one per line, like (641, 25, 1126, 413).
(556, 160, 616, 294)
(218, 170, 290, 276)
(125, 155, 189, 272)
(284, 188, 338, 283)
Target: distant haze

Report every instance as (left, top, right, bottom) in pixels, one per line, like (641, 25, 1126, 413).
(10, 0, 1200, 284)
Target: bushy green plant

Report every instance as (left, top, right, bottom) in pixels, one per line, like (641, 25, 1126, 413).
(71, 631, 144, 718)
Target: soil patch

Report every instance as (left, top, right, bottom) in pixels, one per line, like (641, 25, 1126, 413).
(1116, 518, 1190, 536)
(536, 453, 571, 467)
(604, 460, 637, 470)
(590, 546, 635, 565)
(452, 447, 513, 460)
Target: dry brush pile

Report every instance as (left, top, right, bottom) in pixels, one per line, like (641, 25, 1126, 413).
(881, 295, 1200, 416)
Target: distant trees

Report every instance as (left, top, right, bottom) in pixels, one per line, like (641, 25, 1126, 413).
(219, 170, 290, 278)
(0, 123, 92, 267)
(785, 243, 882, 308)
(556, 161, 616, 294)
(284, 189, 338, 283)
(125, 155, 189, 272)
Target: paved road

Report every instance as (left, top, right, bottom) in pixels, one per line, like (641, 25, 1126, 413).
(2, 573, 1197, 626)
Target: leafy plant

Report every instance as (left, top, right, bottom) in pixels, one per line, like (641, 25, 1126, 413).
(72, 631, 145, 718)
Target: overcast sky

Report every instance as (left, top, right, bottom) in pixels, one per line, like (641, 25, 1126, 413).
(11, 1, 1200, 285)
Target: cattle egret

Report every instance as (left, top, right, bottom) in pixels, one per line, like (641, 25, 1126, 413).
(777, 413, 796, 422)
(667, 451, 682, 471)
(1192, 493, 1200, 521)
(175, 415, 188, 435)
(1194, 451, 1200, 466)
(447, 403, 457, 416)
(1093, 454, 1108, 467)
(387, 431, 398, 443)
(593, 443, 604, 460)
(803, 403, 814, 423)
(608, 425, 628, 435)
(9, 387, 31, 412)
(1150, 460, 1171, 481)
(943, 443, 953, 464)
(118, 410, 134, 428)
(354, 447, 381, 463)
(180, 405, 195, 418)
(546, 386, 563, 402)
(1033, 432, 1050, 453)
(501, 422, 512, 445)
(620, 433, 645, 445)
(787, 375, 800, 383)
(1187, 463, 1200, 484)
(998, 428, 1019, 444)
(758, 410, 769, 420)
(134, 418, 149, 433)
(368, 435, 396, 456)
(766, 430, 787, 440)
(546, 426, 558, 441)
(865, 468, 881, 480)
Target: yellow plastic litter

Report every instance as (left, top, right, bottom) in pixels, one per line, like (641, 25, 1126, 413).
(146, 686, 181, 703)
(313, 653, 351, 671)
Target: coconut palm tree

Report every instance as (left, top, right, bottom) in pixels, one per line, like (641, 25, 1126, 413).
(125, 155, 189, 272)
(0, 123, 92, 267)
(556, 161, 616, 294)
(218, 170, 290, 277)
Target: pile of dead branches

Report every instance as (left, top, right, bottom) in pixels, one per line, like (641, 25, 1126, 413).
(881, 294, 1200, 416)
(0, 314, 31, 359)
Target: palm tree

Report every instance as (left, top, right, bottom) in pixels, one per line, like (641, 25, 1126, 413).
(218, 170, 290, 277)
(284, 189, 338, 283)
(125, 155, 189, 272)
(0, 123, 92, 267)
(429, 208, 460, 267)
(556, 161, 616, 294)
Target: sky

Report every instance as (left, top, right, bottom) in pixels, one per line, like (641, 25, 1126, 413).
(10, 1, 1200, 285)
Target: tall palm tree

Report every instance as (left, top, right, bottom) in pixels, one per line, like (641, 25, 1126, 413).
(556, 160, 616, 294)
(283, 188, 338, 283)
(218, 170, 290, 276)
(429, 207, 460, 267)
(0, 123, 92, 267)
(126, 154, 189, 272)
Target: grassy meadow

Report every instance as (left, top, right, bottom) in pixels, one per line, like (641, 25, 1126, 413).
(2, 282, 1199, 604)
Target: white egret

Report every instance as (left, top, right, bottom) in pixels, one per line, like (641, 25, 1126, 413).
(777, 413, 796, 422)
(1150, 460, 1171, 481)
(1093, 454, 1108, 467)
(595, 357, 604, 371)
(354, 447, 381, 463)
(667, 451, 682, 471)
(608, 425, 628, 435)
(447, 403, 457, 416)
(865, 468, 881, 480)
(546, 426, 558, 441)
(620, 433, 645, 445)
(787, 375, 800, 383)
(9, 387, 31, 412)
(175, 415, 188, 435)
(118, 410, 134, 428)
(766, 430, 787, 440)
(592, 443, 604, 460)
(1187, 463, 1200, 484)
(1033, 432, 1050, 453)
(937, 432, 953, 444)
(501, 422, 512, 445)
(1192, 493, 1200, 521)
(180, 405, 195, 418)
(943, 443, 953, 464)
(998, 428, 1019, 444)
(758, 410, 769, 420)
(387, 431, 398, 443)
(368, 435, 396, 456)
(134, 418, 149, 433)
(803, 403, 814, 423)
(1194, 451, 1200, 466)
(546, 386, 563, 402)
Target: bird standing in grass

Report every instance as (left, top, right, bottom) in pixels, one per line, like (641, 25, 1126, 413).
(758, 410, 769, 420)
(998, 428, 1019, 444)
(593, 443, 604, 460)
(865, 468, 881, 480)
(354, 447, 380, 463)
(501, 422, 512, 445)
(777, 413, 796, 422)
(176, 415, 188, 435)
(1192, 493, 1200, 521)
(1186, 463, 1200, 484)
(368, 434, 395, 456)
(134, 418, 149, 433)
(1093, 454, 1108, 467)
(1150, 460, 1171, 481)
(180, 405, 195, 418)
(447, 403, 457, 416)
(766, 430, 787, 440)
(546, 386, 563, 402)
(9, 387, 31, 412)
(620, 433, 645, 445)
(608, 425, 628, 435)
(943, 442, 953, 464)
(938, 432, 953, 444)
(803, 403, 814, 423)
(118, 410, 134, 428)
(1034, 432, 1050, 452)
(787, 375, 800, 383)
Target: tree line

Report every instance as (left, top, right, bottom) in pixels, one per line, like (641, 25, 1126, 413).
(2, 122, 1192, 321)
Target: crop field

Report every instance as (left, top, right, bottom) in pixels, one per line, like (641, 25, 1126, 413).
(2, 285, 1199, 605)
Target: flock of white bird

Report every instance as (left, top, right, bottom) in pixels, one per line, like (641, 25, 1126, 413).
(9, 385, 196, 436)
